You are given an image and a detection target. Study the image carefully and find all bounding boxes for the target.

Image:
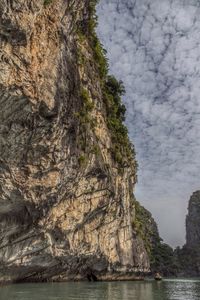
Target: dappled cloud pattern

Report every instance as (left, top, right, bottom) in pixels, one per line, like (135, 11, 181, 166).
(97, 0, 200, 246)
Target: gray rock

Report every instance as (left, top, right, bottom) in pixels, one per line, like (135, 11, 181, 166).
(0, 0, 149, 282)
(186, 191, 200, 249)
(175, 191, 200, 276)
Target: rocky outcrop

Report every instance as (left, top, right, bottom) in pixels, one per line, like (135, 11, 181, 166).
(145, 190, 200, 277)
(0, 0, 149, 282)
(175, 191, 200, 276)
(134, 200, 177, 276)
(186, 191, 200, 249)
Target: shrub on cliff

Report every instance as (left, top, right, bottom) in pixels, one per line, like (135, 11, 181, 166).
(75, 1, 137, 169)
(44, 0, 53, 6)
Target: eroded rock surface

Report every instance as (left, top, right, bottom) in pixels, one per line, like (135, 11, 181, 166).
(0, 0, 149, 282)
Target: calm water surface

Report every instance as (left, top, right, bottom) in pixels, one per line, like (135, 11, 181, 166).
(1, 279, 200, 300)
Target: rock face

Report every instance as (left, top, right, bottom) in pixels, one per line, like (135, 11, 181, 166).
(175, 191, 200, 276)
(186, 191, 200, 249)
(0, 0, 149, 282)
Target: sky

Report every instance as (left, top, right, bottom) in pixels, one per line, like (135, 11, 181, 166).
(97, 0, 200, 247)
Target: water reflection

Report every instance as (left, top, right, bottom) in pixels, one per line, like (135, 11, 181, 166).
(164, 280, 200, 300)
(0, 279, 200, 300)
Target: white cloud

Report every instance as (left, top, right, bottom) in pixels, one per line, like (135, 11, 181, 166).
(97, 0, 200, 247)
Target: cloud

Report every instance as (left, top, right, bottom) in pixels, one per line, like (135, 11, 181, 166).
(97, 0, 200, 247)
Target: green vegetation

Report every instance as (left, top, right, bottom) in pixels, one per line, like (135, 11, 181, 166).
(76, 1, 108, 78)
(134, 200, 179, 276)
(78, 155, 88, 167)
(81, 88, 94, 111)
(75, 1, 137, 169)
(150, 242, 179, 276)
(88, 2, 136, 167)
(77, 52, 85, 66)
(133, 200, 156, 254)
(75, 88, 95, 129)
(75, 88, 97, 164)
(44, 0, 53, 6)
(174, 245, 200, 276)
(90, 36, 108, 79)
(76, 30, 86, 44)
(87, 1, 109, 78)
(90, 145, 100, 156)
(103, 76, 136, 166)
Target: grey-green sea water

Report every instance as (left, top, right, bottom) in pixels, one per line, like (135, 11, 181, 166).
(1, 279, 200, 300)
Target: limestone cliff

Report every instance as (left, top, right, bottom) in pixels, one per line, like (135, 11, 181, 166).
(186, 191, 200, 249)
(0, 0, 149, 282)
(175, 191, 200, 276)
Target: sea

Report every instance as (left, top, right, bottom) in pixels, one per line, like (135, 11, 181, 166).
(1, 279, 200, 300)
